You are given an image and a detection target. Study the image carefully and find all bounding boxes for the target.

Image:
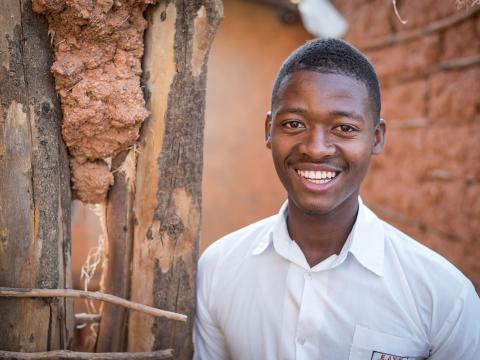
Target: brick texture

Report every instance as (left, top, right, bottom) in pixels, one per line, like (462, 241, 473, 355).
(381, 80, 427, 120)
(367, 34, 440, 82)
(392, 0, 459, 31)
(332, 0, 393, 45)
(442, 16, 480, 61)
(428, 66, 480, 122)
(477, 12, 480, 34)
(363, 122, 480, 289)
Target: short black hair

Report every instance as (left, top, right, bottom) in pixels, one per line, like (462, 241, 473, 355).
(271, 38, 381, 123)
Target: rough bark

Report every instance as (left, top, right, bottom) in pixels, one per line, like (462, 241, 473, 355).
(0, 349, 173, 359)
(127, 0, 223, 358)
(0, 0, 73, 352)
(96, 150, 136, 351)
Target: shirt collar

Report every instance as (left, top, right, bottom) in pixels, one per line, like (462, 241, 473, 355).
(349, 198, 384, 277)
(250, 201, 287, 256)
(251, 198, 384, 277)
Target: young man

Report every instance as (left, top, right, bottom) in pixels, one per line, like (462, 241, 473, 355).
(194, 39, 480, 359)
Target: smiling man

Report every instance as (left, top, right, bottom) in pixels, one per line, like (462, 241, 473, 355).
(194, 39, 480, 360)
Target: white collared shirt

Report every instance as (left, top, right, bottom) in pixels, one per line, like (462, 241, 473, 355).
(194, 199, 480, 360)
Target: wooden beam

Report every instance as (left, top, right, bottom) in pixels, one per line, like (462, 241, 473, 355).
(96, 149, 137, 351)
(128, 0, 223, 358)
(0, 0, 73, 351)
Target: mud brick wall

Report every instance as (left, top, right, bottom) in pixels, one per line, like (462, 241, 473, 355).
(331, 0, 480, 289)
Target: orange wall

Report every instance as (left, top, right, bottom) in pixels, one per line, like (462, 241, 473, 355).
(202, 0, 311, 250)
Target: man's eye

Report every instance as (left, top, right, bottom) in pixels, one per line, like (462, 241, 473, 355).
(337, 124, 356, 132)
(284, 121, 304, 129)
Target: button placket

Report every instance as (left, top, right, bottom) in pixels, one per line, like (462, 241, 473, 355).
(297, 337, 306, 346)
(295, 270, 319, 358)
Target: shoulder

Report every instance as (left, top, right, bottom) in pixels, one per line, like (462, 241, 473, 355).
(198, 214, 276, 280)
(379, 219, 478, 335)
(380, 221, 480, 355)
(382, 221, 467, 288)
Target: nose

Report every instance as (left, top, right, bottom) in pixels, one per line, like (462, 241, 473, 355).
(299, 127, 335, 159)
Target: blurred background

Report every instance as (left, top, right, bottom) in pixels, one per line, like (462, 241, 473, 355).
(73, 0, 479, 298)
(201, 0, 480, 289)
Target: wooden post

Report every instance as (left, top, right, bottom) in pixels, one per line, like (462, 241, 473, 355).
(127, 0, 223, 358)
(96, 149, 137, 352)
(0, 0, 73, 352)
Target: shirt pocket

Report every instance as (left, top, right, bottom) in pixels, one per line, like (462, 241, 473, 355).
(348, 325, 430, 360)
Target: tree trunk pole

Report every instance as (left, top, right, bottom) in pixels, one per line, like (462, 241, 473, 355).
(0, 0, 73, 351)
(128, 0, 223, 358)
(96, 149, 137, 351)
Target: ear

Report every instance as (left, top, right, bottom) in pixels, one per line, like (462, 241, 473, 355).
(265, 111, 272, 149)
(372, 118, 386, 155)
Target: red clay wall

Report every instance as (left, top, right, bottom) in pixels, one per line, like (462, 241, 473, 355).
(202, 0, 480, 290)
(331, 0, 480, 290)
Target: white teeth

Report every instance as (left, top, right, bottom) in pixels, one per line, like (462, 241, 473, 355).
(309, 178, 330, 184)
(296, 169, 338, 182)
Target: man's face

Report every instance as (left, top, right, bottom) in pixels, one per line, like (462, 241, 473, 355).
(266, 71, 385, 216)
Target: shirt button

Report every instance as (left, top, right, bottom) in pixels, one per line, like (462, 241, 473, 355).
(297, 337, 306, 345)
(304, 272, 312, 280)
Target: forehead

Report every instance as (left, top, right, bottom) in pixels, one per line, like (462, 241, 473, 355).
(273, 71, 371, 115)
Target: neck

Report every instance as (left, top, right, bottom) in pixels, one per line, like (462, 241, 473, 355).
(286, 195, 359, 267)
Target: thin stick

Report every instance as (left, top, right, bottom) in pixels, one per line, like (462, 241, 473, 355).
(0, 349, 173, 359)
(0, 287, 187, 322)
(392, 0, 408, 24)
(75, 313, 101, 325)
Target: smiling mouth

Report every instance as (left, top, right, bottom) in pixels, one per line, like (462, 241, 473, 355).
(295, 169, 339, 184)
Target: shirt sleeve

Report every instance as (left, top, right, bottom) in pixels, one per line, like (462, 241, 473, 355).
(429, 280, 480, 359)
(193, 245, 229, 360)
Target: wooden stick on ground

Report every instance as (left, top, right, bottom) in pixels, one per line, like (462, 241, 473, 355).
(0, 349, 173, 359)
(0, 287, 187, 322)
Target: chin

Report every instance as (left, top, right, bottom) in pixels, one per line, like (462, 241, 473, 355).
(290, 195, 339, 216)
(288, 186, 360, 217)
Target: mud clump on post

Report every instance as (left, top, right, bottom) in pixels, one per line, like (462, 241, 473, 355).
(33, 0, 153, 203)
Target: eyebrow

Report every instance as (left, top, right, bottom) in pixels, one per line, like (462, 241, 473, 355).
(275, 107, 307, 116)
(328, 110, 364, 122)
(275, 108, 365, 122)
